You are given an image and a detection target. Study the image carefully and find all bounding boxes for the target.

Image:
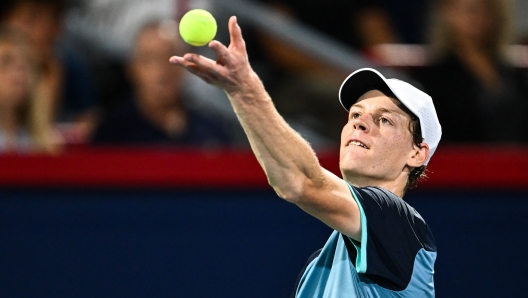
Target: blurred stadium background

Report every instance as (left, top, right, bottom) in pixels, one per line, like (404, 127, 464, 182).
(0, 0, 527, 297)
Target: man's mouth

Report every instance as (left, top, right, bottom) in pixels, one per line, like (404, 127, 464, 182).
(347, 140, 369, 149)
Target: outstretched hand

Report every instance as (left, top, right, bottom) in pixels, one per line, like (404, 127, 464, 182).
(169, 16, 255, 96)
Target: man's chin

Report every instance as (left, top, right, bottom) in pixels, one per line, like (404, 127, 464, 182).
(339, 165, 364, 180)
(339, 156, 368, 172)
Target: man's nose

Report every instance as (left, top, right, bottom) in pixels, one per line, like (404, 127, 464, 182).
(352, 116, 370, 133)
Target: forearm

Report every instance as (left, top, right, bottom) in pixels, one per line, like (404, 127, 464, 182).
(170, 17, 327, 201)
(227, 73, 325, 200)
(170, 16, 361, 238)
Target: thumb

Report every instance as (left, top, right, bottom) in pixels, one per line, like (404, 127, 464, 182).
(228, 16, 246, 52)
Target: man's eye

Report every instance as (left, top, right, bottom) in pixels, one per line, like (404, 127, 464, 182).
(352, 113, 360, 119)
(380, 117, 390, 124)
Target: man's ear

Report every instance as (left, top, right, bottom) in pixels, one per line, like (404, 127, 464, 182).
(408, 142, 429, 168)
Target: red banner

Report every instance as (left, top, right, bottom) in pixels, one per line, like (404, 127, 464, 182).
(0, 145, 526, 190)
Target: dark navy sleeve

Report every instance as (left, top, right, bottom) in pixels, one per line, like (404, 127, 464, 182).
(346, 185, 436, 291)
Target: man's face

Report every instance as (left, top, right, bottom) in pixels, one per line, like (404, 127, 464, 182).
(340, 90, 417, 185)
(129, 26, 187, 107)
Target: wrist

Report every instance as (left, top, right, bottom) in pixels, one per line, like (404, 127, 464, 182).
(226, 72, 269, 105)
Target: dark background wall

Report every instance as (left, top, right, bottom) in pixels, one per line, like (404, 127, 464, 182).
(1, 188, 527, 297)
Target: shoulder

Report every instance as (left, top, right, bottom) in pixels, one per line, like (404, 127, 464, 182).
(353, 185, 425, 221)
(352, 186, 420, 222)
(352, 186, 406, 210)
(351, 185, 436, 252)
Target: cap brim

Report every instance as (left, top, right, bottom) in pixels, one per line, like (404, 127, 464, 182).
(339, 68, 392, 111)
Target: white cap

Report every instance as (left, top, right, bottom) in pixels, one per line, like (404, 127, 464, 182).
(339, 68, 442, 165)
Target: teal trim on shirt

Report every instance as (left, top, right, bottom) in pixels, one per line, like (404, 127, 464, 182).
(294, 184, 437, 297)
(346, 183, 367, 273)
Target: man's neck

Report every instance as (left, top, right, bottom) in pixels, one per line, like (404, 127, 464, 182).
(344, 173, 408, 198)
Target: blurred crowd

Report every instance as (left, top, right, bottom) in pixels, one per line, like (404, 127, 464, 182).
(0, 0, 526, 155)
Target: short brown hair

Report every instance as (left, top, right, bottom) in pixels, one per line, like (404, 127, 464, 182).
(397, 102, 428, 193)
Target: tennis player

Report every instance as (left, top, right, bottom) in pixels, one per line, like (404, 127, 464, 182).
(170, 16, 441, 297)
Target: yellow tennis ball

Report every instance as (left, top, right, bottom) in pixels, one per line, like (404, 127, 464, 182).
(179, 9, 217, 47)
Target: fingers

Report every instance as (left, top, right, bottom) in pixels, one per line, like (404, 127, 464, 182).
(209, 40, 230, 65)
(185, 53, 219, 72)
(169, 16, 248, 89)
(169, 54, 219, 82)
(169, 56, 183, 64)
(171, 53, 214, 70)
(228, 16, 246, 52)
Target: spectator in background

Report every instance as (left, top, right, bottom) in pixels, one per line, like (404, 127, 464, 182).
(0, 27, 59, 153)
(246, 0, 400, 144)
(63, 0, 251, 146)
(92, 20, 231, 147)
(255, 0, 399, 58)
(413, 0, 528, 143)
(1, 0, 99, 144)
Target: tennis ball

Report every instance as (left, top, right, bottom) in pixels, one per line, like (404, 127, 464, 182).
(179, 9, 217, 47)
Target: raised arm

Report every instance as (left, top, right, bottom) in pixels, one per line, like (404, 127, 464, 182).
(170, 16, 361, 240)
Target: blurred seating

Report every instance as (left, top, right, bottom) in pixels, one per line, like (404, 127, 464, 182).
(244, 0, 401, 144)
(2, 0, 523, 150)
(1, 0, 100, 144)
(411, 0, 528, 143)
(64, 0, 254, 148)
(92, 20, 232, 147)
